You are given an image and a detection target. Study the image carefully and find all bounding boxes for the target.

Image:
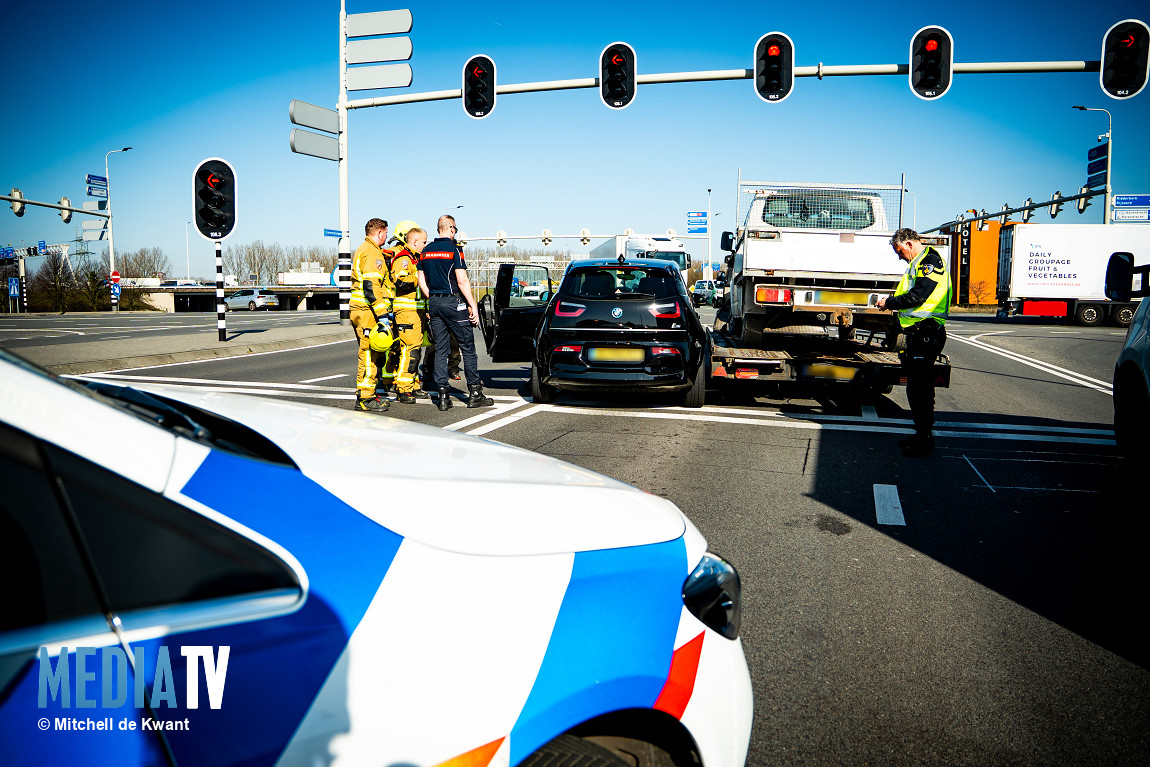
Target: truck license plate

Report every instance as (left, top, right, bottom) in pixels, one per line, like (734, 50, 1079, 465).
(813, 291, 871, 306)
(588, 347, 645, 362)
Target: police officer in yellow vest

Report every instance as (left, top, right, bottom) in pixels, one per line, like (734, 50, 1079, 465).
(876, 228, 951, 457)
(350, 218, 395, 413)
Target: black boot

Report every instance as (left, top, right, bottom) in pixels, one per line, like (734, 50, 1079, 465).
(436, 387, 453, 411)
(466, 385, 495, 408)
(901, 435, 935, 457)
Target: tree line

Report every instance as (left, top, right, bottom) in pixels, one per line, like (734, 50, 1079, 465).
(4, 241, 337, 313)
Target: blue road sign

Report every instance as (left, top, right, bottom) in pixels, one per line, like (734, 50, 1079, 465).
(1114, 194, 1150, 207)
(86, 174, 108, 187)
(110, 284, 122, 297)
(687, 218, 707, 225)
(8, 277, 19, 297)
(87, 185, 108, 198)
(686, 211, 707, 217)
(1087, 159, 1108, 176)
(323, 228, 342, 237)
(38, 241, 46, 254)
(687, 227, 708, 234)
(1087, 143, 1109, 162)
(1086, 172, 1108, 190)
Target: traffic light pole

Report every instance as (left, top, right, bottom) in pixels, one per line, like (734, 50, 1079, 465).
(215, 240, 226, 342)
(337, 0, 352, 327)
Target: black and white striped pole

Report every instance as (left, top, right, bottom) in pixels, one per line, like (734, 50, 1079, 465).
(215, 242, 225, 341)
(193, 157, 237, 341)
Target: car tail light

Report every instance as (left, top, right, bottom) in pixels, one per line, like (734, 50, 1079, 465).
(651, 346, 680, 356)
(735, 368, 757, 379)
(554, 301, 586, 317)
(755, 287, 792, 303)
(553, 344, 582, 354)
(648, 301, 681, 318)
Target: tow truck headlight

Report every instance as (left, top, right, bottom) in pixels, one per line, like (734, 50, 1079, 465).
(682, 552, 742, 640)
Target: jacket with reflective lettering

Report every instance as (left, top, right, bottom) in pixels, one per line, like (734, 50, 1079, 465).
(887, 246, 951, 329)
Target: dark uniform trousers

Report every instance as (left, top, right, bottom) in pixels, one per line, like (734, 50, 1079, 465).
(902, 320, 946, 438)
(427, 294, 480, 390)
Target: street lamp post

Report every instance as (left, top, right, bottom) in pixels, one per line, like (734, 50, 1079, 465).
(706, 189, 712, 281)
(105, 146, 132, 310)
(1072, 105, 1112, 225)
(903, 188, 917, 230)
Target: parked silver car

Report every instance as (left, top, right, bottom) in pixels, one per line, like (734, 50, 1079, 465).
(224, 288, 280, 311)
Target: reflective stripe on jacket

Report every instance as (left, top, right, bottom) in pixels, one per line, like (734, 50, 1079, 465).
(892, 246, 951, 329)
(351, 237, 393, 315)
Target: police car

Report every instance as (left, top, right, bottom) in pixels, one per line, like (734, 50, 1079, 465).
(0, 349, 752, 767)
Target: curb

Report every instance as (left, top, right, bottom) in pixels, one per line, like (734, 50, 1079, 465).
(45, 333, 352, 376)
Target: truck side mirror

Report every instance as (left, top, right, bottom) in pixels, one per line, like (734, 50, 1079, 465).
(1105, 252, 1134, 302)
(720, 231, 734, 252)
(686, 254, 692, 269)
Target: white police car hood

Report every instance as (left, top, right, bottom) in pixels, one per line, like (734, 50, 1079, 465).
(142, 386, 692, 557)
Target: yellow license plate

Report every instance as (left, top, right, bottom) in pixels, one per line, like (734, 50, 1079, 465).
(804, 363, 858, 380)
(588, 347, 645, 362)
(814, 291, 870, 306)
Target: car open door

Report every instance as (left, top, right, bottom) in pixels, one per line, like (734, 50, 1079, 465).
(478, 263, 552, 362)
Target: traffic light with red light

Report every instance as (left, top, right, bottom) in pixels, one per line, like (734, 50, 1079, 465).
(909, 26, 953, 100)
(600, 42, 636, 109)
(1101, 19, 1149, 99)
(754, 33, 794, 103)
(193, 158, 237, 241)
(463, 55, 496, 118)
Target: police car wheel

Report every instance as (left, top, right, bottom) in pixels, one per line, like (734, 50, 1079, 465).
(520, 734, 630, 767)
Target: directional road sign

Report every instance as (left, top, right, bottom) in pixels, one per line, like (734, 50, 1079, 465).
(687, 227, 708, 234)
(289, 100, 339, 135)
(83, 200, 109, 212)
(290, 129, 340, 162)
(86, 174, 108, 187)
(1088, 143, 1109, 162)
(1087, 159, 1108, 175)
(9, 278, 19, 298)
(1113, 208, 1150, 221)
(111, 284, 121, 298)
(686, 211, 707, 217)
(87, 185, 108, 198)
(38, 241, 46, 254)
(1086, 172, 1108, 190)
(1114, 194, 1150, 207)
(323, 228, 342, 237)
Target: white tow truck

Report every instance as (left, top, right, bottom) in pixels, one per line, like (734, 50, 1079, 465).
(714, 179, 951, 394)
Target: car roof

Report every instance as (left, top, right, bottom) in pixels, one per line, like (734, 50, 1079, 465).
(565, 258, 679, 272)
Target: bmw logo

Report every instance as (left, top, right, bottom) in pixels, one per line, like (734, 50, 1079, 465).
(611, 307, 623, 318)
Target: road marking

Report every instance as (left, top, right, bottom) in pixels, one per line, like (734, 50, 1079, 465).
(861, 405, 878, 420)
(298, 373, 349, 383)
(452, 402, 544, 435)
(873, 484, 906, 526)
(93, 337, 354, 372)
(947, 334, 1112, 394)
(967, 330, 1015, 342)
(963, 455, 996, 493)
(80, 372, 356, 392)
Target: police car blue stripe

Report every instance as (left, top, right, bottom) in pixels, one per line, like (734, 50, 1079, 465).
(508, 537, 686, 762)
(165, 450, 403, 765)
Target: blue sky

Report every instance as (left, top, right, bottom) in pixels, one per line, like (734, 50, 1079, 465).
(3, 0, 1149, 278)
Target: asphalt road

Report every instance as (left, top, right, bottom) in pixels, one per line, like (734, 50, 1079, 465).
(4, 310, 1147, 765)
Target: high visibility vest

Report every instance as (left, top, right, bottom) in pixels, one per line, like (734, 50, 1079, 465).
(892, 246, 951, 329)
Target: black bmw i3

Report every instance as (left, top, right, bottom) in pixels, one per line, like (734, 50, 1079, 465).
(479, 257, 710, 407)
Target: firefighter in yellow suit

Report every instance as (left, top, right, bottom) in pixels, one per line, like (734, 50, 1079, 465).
(350, 218, 394, 412)
(384, 221, 430, 404)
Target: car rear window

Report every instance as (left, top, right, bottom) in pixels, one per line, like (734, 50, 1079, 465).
(258, 290, 277, 296)
(561, 266, 678, 299)
(761, 193, 876, 230)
